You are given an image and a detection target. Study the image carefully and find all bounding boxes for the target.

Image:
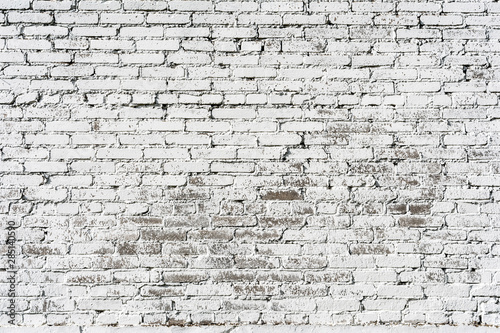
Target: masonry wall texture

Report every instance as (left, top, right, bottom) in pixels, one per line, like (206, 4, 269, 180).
(0, 0, 499, 328)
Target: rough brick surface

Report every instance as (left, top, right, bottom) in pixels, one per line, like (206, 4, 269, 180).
(0, 0, 499, 328)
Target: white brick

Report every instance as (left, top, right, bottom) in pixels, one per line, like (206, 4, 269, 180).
(169, 1, 212, 11)
(261, 2, 303, 12)
(56, 13, 98, 24)
(0, 0, 29, 9)
(123, 0, 167, 10)
(72, 27, 116, 37)
(136, 40, 179, 51)
(147, 13, 190, 24)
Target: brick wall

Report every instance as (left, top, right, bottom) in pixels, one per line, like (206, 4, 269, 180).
(1, 0, 499, 327)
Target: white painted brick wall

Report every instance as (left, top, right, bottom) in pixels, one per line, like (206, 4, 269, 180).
(0, 0, 499, 328)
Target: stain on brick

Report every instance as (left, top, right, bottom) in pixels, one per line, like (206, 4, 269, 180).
(261, 189, 303, 200)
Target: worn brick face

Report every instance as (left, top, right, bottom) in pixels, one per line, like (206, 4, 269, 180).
(0, 0, 499, 328)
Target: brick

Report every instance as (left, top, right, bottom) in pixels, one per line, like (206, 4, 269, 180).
(0, 0, 29, 9)
(120, 27, 163, 37)
(8, 39, 51, 50)
(169, 1, 212, 11)
(96, 148, 142, 159)
(136, 40, 179, 51)
(52, 66, 93, 77)
(100, 13, 144, 24)
(421, 15, 463, 26)
(8, 13, 52, 23)
(123, 1, 167, 10)
(261, 2, 303, 12)
(165, 27, 210, 37)
(216, 2, 258, 11)
(73, 27, 116, 37)
(142, 175, 186, 186)
(25, 162, 68, 173)
(147, 13, 190, 24)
